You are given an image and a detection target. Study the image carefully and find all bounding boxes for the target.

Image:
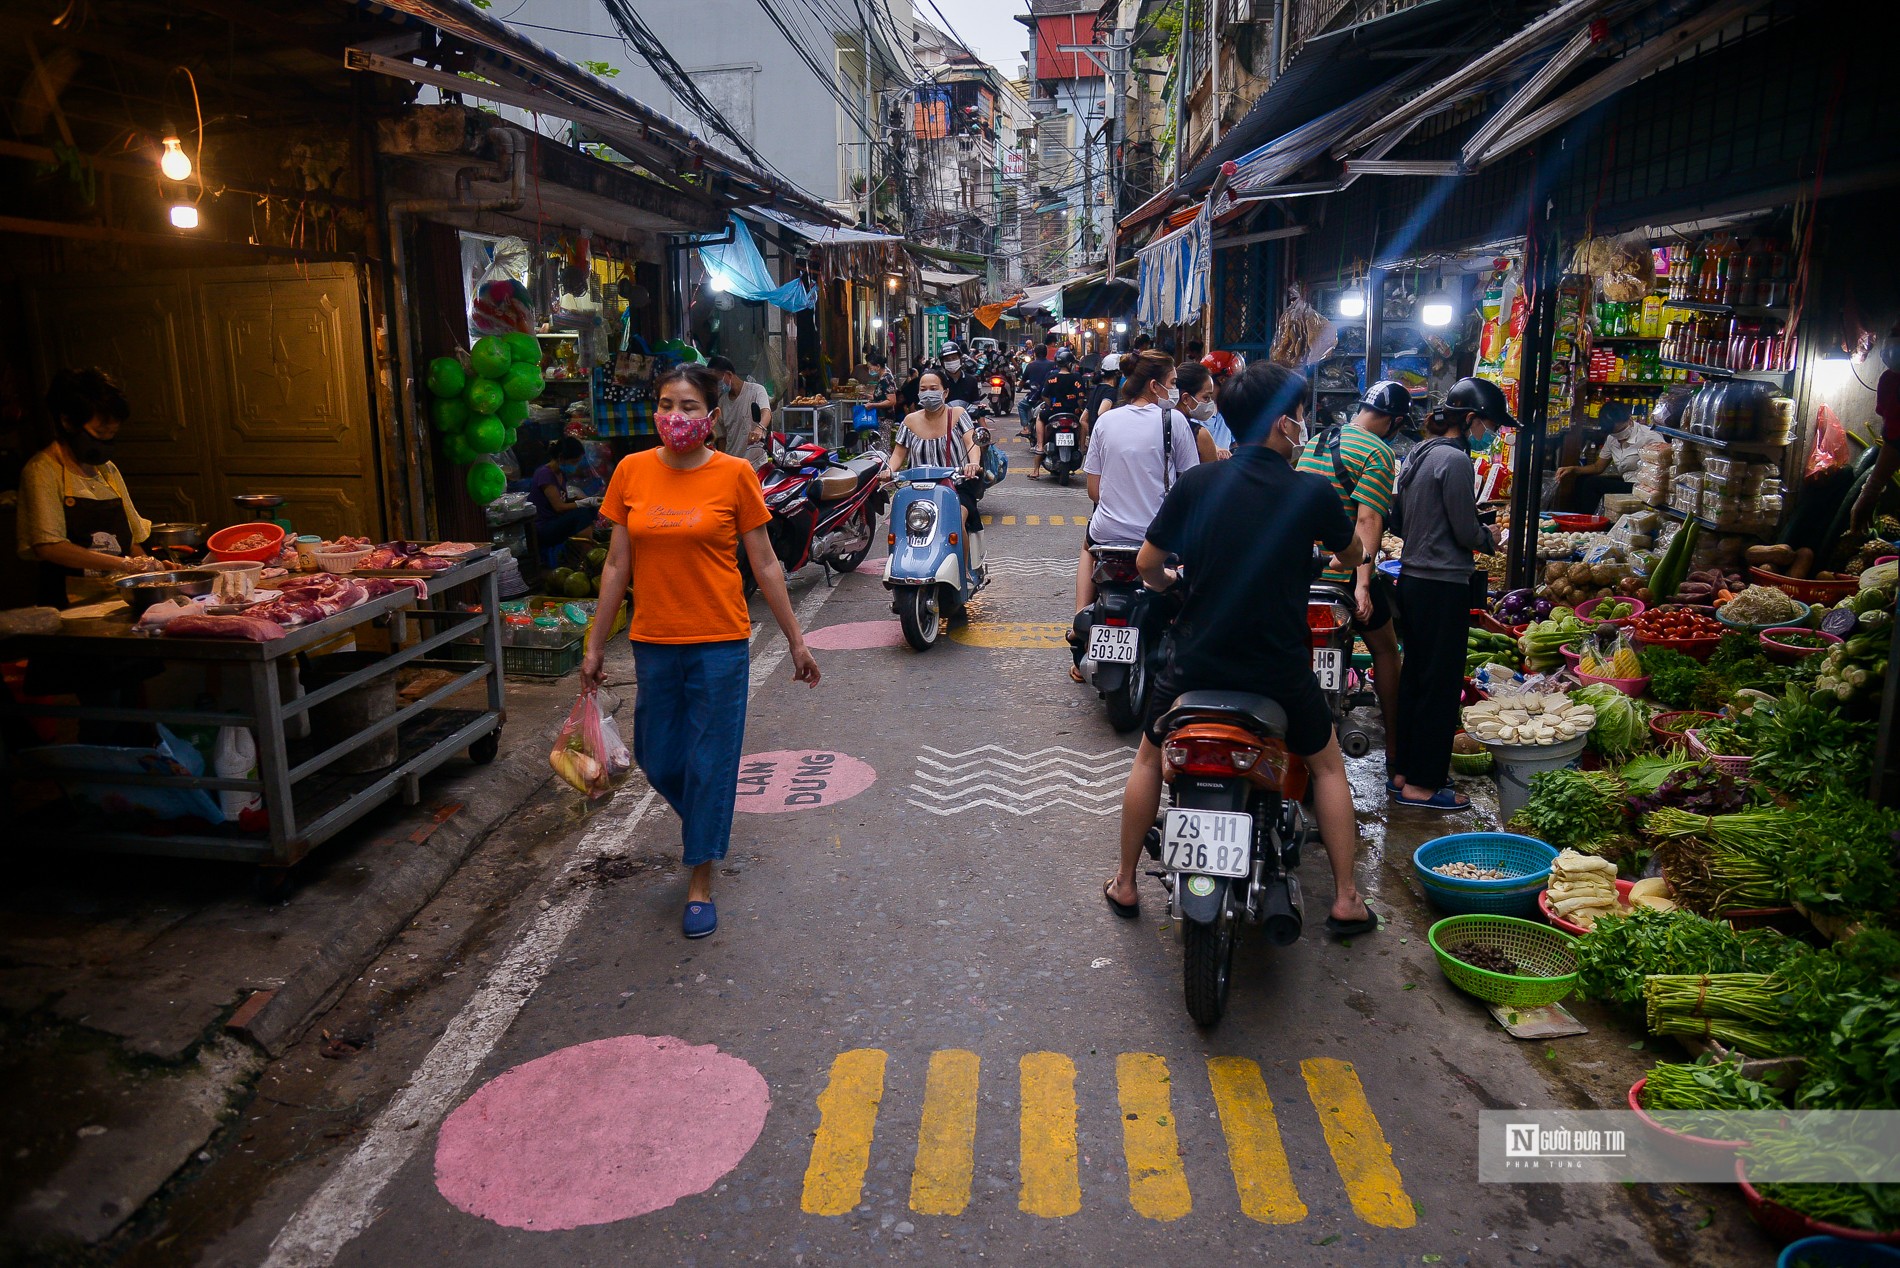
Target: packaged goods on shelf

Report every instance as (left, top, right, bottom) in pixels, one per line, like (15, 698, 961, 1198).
(1671, 473, 1705, 518)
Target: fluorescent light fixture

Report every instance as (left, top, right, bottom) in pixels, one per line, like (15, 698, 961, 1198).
(1815, 356, 1853, 392)
(1421, 280, 1454, 328)
(169, 203, 200, 229)
(160, 136, 192, 181)
(1337, 288, 1366, 319)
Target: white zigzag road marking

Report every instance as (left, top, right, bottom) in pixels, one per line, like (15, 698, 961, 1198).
(919, 744, 1134, 763)
(981, 558, 1079, 578)
(910, 768, 1130, 790)
(906, 796, 1122, 817)
(913, 755, 1134, 777)
(907, 780, 1125, 802)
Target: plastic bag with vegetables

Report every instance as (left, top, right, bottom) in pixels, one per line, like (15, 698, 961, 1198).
(550, 688, 614, 799)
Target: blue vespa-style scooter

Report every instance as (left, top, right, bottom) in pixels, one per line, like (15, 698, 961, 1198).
(882, 466, 987, 650)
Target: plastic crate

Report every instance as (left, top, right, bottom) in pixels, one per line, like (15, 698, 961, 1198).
(446, 638, 583, 679)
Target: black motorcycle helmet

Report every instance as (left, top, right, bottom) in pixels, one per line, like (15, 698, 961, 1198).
(1357, 380, 1413, 421)
(1055, 346, 1077, 368)
(1444, 375, 1517, 428)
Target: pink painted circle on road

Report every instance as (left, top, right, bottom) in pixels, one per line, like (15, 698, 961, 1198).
(733, 748, 876, 813)
(804, 620, 907, 650)
(854, 554, 887, 576)
(434, 1035, 768, 1230)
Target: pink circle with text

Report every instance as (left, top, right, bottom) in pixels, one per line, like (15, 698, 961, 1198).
(854, 554, 887, 576)
(434, 1035, 768, 1230)
(804, 620, 907, 650)
(733, 749, 876, 813)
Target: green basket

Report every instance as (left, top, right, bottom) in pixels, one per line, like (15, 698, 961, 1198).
(1428, 915, 1579, 1007)
(445, 638, 583, 678)
(1450, 749, 1495, 776)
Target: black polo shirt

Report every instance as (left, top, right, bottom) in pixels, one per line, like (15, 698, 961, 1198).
(1145, 444, 1354, 694)
(1043, 370, 1089, 417)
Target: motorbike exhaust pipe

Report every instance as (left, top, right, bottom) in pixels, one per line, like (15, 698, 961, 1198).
(1261, 875, 1304, 947)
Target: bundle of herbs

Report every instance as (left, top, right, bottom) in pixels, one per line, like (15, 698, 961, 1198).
(1627, 761, 1749, 816)
(1645, 805, 1794, 913)
(1782, 790, 1900, 919)
(1640, 1054, 1784, 1112)
(1572, 906, 1808, 1006)
(1638, 647, 1710, 711)
(1750, 685, 1877, 798)
(1644, 973, 1792, 1055)
(1508, 769, 1627, 851)
(1777, 932, 1900, 1109)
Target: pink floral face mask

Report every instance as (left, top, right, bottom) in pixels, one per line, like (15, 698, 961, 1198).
(655, 412, 714, 453)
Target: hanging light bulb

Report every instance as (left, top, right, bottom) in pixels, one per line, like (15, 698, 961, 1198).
(1421, 279, 1455, 328)
(160, 135, 193, 182)
(1336, 288, 1366, 319)
(708, 272, 730, 293)
(872, 317, 885, 329)
(169, 203, 200, 230)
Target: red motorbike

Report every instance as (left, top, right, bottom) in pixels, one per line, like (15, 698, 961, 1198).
(741, 432, 888, 589)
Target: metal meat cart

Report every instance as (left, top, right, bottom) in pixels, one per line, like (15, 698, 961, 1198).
(1, 551, 505, 874)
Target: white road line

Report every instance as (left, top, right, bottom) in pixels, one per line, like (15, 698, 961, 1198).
(261, 580, 840, 1268)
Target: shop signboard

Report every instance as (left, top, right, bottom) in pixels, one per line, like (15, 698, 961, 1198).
(924, 309, 950, 361)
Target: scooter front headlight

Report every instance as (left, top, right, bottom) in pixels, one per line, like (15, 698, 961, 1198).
(905, 501, 938, 540)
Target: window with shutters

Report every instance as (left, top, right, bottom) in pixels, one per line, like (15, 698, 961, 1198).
(1036, 114, 1074, 191)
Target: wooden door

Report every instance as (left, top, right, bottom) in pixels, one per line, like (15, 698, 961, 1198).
(27, 263, 381, 543)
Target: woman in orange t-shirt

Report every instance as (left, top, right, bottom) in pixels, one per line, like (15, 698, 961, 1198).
(581, 362, 820, 939)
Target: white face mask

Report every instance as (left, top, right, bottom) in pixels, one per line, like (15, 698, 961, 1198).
(943, 357, 962, 373)
(1190, 398, 1218, 421)
(1285, 415, 1309, 449)
(1164, 386, 1181, 408)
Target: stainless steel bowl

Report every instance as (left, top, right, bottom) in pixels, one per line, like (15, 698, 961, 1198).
(146, 522, 207, 550)
(113, 568, 217, 615)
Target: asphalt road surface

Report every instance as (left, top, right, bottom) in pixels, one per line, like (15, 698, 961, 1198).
(192, 437, 1751, 1268)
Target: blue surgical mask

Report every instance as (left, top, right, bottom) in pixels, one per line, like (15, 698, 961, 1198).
(559, 460, 581, 474)
(1468, 424, 1494, 453)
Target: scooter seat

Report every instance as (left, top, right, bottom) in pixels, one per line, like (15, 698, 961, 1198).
(1161, 690, 1288, 739)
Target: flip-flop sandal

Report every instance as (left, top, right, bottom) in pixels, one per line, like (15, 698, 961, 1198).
(1103, 880, 1140, 920)
(1324, 900, 1379, 939)
(1392, 787, 1470, 812)
(1069, 665, 1085, 683)
(682, 901, 717, 939)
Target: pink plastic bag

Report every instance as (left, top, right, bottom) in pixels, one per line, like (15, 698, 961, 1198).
(550, 688, 612, 799)
(1806, 404, 1850, 478)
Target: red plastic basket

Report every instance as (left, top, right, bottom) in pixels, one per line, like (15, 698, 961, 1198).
(1538, 878, 1634, 935)
(1650, 710, 1719, 745)
(1736, 1157, 1900, 1249)
(1686, 727, 1752, 777)
(207, 522, 287, 562)
(1747, 566, 1859, 604)
(1627, 1078, 1750, 1162)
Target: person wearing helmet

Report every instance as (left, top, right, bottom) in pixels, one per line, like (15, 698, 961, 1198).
(1388, 376, 1515, 811)
(1030, 345, 1091, 479)
(1201, 350, 1243, 391)
(1018, 341, 1057, 439)
(1080, 353, 1124, 439)
(1297, 379, 1410, 745)
(936, 341, 982, 406)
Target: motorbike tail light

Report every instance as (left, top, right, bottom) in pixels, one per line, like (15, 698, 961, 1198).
(1103, 617, 1128, 627)
(1307, 602, 1351, 634)
(991, 377, 1004, 387)
(1162, 737, 1258, 777)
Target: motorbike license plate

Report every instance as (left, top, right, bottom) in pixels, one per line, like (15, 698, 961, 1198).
(1161, 809, 1253, 878)
(1311, 647, 1343, 691)
(1056, 435, 1075, 450)
(1087, 625, 1139, 663)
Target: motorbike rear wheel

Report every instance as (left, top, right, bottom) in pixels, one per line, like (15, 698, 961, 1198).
(1102, 645, 1149, 733)
(1183, 905, 1237, 1027)
(897, 586, 941, 650)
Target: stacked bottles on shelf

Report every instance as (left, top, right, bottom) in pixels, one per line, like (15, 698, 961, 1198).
(1680, 380, 1794, 443)
(1662, 313, 1792, 372)
(1664, 232, 1792, 307)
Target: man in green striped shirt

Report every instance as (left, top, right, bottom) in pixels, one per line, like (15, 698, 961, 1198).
(1296, 380, 1411, 754)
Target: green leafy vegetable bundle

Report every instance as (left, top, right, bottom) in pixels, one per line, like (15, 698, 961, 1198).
(1572, 906, 1808, 1006)
(1644, 973, 1792, 1055)
(1744, 1120, 1900, 1232)
(1638, 646, 1709, 710)
(1571, 683, 1648, 758)
(1508, 768, 1627, 851)
(1640, 1054, 1784, 1112)
(1782, 790, 1900, 918)
(1750, 685, 1876, 797)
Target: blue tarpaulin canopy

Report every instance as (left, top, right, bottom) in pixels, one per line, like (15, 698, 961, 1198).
(697, 216, 817, 312)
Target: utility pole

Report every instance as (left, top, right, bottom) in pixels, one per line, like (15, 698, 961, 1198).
(861, 13, 874, 228)
(1059, 28, 1130, 274)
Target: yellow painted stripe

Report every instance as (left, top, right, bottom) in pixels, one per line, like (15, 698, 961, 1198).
(1002, 514, 1017, 525)
(1071, 515, 1089, 526)
(1026, 514, 1042, 525)
(1206, 1057, 1306, 1224)
(1300, 1057, 1415, 1228)
(1018, 1052, 1080, 1218)
(982, 514, 994, 526)
(802, 1049, 887, 1216)
(1116, 1053, 1191, 1221)
(910, 1050, 980, 1216)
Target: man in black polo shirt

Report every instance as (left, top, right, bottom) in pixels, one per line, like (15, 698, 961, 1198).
(1101, 361, 1376, 937)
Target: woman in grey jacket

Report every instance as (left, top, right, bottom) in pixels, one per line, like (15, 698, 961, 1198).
(1390, 378, 1515, 809)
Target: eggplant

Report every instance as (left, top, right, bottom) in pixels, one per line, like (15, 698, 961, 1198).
(1534, 599, 1554, 618)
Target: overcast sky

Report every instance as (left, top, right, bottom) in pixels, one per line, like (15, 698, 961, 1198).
(922, 0, 1033, 80)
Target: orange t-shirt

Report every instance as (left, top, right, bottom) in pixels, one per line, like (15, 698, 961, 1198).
(600, 449, 769, 644)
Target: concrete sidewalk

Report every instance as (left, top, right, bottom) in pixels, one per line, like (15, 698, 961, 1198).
(0, 667, 602, 1252)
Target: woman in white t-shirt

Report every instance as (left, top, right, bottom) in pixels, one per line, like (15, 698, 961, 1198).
(1068, 351, 1201, 679)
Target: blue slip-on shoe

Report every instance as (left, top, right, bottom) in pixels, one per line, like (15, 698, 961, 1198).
(1391, 786, 1470, 812)
(683, 901, 717, 939)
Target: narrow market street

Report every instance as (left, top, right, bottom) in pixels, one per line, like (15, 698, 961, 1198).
(123, 437, 1762, 1268)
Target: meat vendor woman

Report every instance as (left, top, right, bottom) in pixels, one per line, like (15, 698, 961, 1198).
(17, 368, 163, 608)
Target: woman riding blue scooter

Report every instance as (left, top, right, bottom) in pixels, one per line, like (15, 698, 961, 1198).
(880, 369, 988, 648)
